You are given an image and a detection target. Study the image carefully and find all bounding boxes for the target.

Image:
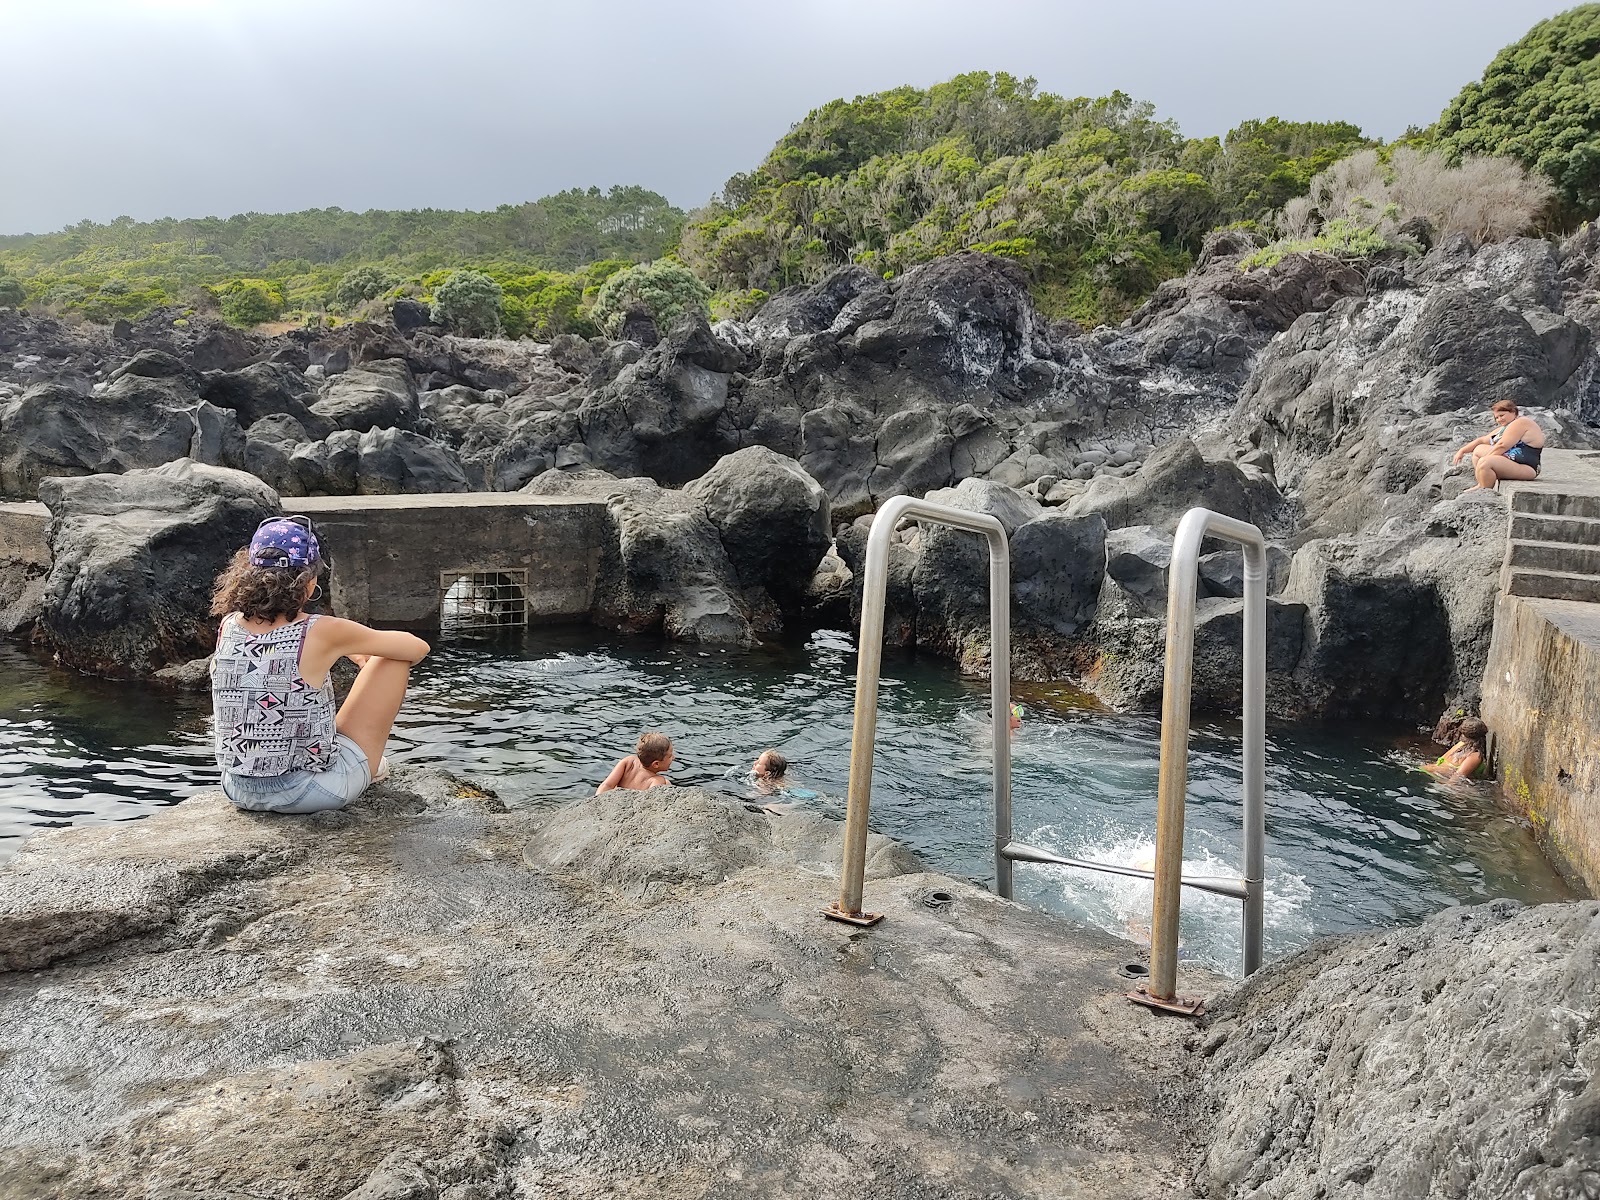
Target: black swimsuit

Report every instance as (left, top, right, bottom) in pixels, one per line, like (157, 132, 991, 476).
(1504, 440, 1542, 471)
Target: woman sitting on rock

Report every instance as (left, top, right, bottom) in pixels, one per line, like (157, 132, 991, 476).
(209, 516, 430, 814)
(1452, 399, 1544, 491)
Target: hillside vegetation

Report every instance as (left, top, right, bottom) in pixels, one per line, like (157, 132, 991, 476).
(682, 75, 1371, 324)
(0, 187, 682, 337)
(0, 6, 1591, 335)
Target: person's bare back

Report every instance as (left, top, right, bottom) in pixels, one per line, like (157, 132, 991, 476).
(596, 732, 675, 794)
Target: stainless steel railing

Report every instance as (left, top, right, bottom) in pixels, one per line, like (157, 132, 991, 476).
(827, 501, 1268, 1015)
(825, 495, 1011, 926)
(1138, 507, 1267, 1012)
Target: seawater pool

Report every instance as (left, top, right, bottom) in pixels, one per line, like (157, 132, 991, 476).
(0, 630, 1576, 974)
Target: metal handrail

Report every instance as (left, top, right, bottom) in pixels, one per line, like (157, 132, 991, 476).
(826, 495, 1011, 925)
(1138, 507, 1267, 1013)
(827, 499, 1268, 1015)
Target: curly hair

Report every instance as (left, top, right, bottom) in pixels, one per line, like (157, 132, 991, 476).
(211, 548, 318, 623)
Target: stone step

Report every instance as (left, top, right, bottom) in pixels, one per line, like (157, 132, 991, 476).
(1510, 490, 1600, 520)
(1504, 567, 1600, 604)
(1509, 512, 1600, 545)
(1507, 539, 1600, 575)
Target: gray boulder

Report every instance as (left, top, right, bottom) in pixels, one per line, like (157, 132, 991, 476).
(518, 467, 621, 498)
(200, 361, 331, 436)
(1105, 525, 1173, 611)
(577, 313, 744, 486)
(749, 265, 885, 342)
(34, 459, 279, 677)
(1281, 496, 1505, 722)
(685, 446, 831, 609)
(290, 428, 468, 497)
(309, 359, 420, 433)
(1197, 545, 1293, 598)
(0, 376, 245, 498)
(1011, 511, 1107, 637)
(591, 478, 758, 647)
(1068, 438, 1285, 534)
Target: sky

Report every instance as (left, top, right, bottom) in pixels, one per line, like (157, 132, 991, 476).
(0, 0, 1575, 236)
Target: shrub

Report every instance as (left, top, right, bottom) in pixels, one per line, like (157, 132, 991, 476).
(1388, 147, 1555, 244)
(1435, 6, 1600, 217)
(217, 280, 284, 327)
(430, 270, 503, 337)
(1245, 147, 1551, 270)
(590, 260, 711, 337)
(0, 276, 24, 307)
(333, 265, 396, 311)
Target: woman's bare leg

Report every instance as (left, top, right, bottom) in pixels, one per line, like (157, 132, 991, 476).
(1474, 454, 1538, 489)
(337, 656, 411, 775)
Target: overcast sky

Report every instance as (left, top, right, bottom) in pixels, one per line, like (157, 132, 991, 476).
(0, 0, 1572, 235)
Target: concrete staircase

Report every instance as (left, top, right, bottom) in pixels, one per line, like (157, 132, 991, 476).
(1502, 456, 1600, 604)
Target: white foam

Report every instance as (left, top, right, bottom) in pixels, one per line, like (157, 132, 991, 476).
(1022, 823, 1313, 977)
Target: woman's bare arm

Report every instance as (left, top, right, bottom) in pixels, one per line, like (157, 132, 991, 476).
(300, 616, 430, 681)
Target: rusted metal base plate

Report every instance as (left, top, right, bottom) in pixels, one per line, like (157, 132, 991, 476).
(1126, 983, 1206, 1018)
(823, 905, 884, 928)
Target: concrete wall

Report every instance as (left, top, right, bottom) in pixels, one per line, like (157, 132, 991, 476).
(294, 494, 608, 628)
(1480, 593, 1600, 893)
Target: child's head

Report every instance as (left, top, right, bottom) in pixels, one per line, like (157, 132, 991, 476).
(1458, 717, 1488, 748)
(636, 731, 674, 771)
(753, 749, 788, 781)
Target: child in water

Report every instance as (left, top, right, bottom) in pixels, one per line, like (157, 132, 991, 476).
(747, 748, 818, 811)
(597, 732, 675, 793)
(1422, 718, 1489, 782)
(752, 749, 789, 794)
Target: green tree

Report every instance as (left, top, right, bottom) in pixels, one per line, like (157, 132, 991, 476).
(589, 260, 711, 337)
(0, 276, 24, 307)
(431, 269, 504, 336)
(1436, 5, 1600, 217)
(333, 265, 396, 311)
(217, 279, 283, 326)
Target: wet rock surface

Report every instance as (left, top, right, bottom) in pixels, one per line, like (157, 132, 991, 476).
(0, 770, 1217, 1198)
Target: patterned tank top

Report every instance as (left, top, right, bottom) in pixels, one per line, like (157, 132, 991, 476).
(211, 614, 338, 777)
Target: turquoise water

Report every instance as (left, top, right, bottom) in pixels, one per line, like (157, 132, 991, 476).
(0, 631, 1576, 974)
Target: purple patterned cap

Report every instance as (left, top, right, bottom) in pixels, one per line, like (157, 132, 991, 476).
(249, 517, 320, 569)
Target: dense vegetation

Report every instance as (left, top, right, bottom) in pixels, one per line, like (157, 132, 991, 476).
(0, 8, 1589, 335)
(681, 74, 1373, 325)
(1435, 4, 1600, 217)
(0, 187, 682, 335)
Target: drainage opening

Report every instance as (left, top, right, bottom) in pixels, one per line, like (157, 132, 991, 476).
(440, 569, 528, 636)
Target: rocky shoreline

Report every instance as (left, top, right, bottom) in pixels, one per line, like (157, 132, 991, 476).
(0, 769, 1592, 1198)
(5, 230, 1599, 725)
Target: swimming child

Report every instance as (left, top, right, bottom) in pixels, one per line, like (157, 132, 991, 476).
(1421, 717, 1489, 782)
(751, 749, 789, 795)
(1009, 703, 1023, 734)
(746, 747, 818, 811)
(597, 732, 675, 794)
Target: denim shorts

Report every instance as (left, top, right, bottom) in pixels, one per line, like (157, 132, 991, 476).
(221, 734, 372, 814)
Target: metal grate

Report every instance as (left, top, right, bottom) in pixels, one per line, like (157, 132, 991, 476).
(439, 569, 528, 636)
